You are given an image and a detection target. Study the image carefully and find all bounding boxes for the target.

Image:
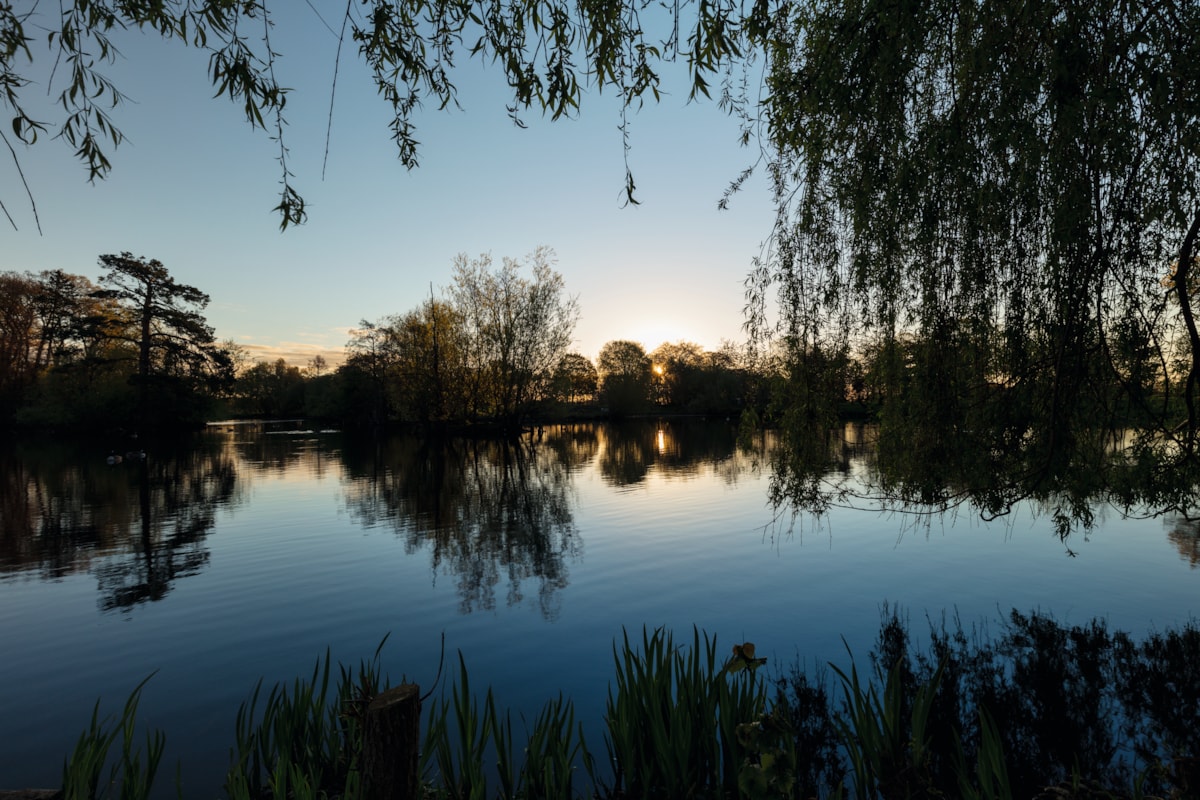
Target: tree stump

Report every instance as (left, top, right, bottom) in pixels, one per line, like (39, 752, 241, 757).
(362, 683, 421, 800)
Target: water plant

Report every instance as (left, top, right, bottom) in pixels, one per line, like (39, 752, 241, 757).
(225, 641, 390, 800)
(422, 652, 592, 800)
(952, 708, 1013, 800)
(831, 653, 945, 800)
(422, 654, 490, 800)
(601, 626, 767, 799)
(45, 612, 1200, 800)
(61, 675, 166, 800)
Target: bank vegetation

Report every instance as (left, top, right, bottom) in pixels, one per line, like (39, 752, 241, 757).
(53, 612, 1200, 800)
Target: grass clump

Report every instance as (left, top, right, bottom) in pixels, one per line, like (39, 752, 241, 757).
(56, 611, 1200, 800)
(422, 653, 591, 800)
(602, 627, 767, 799)
(61, 676, 166, 800)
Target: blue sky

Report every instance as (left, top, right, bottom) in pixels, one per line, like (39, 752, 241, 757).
(3, 8, 776, 365)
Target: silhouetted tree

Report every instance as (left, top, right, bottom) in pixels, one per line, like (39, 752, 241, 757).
(89, 253, 228, 427)
(0, 2, 756, 228)
(387, 298, 468, 423)
(745, 1, 1200, 527)
(597, 340, 652, 417)
(551, 352, 598, 405)
(449, 247, 579, 424)
(0, 273, 39, 416)
(0, 270, 106, 419)
(343, 320, 395, 429)
(234, 359, 306, 418)
(649, 341, 706, 407)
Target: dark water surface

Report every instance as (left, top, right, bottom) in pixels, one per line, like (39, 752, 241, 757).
(1, 420, 1197, 795)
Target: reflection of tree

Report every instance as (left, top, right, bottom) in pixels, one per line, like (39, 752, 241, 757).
(538, 424, 600, 472)
(212, 421, 339, 479)
(597, 420, 752, 488)
(340, 432, 583, 619)
(597, 424, 656, 486)
(1165, 518, 1200, 569)
(0, 439, 242, 610)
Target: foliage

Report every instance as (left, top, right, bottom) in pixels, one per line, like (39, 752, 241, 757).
(61, 675, 166, 800)
(385, 298, 469, 424)
(449, 248, 580, 424)
(225, 643, 390, 800)
(771, 608, 1200, 800)
(550, 353, 598, 405)
(423, 654, 491, 800)
(232, 359, 307, 419)
(596, 340, 652, 417)
(769, 664, 845, 798)
(832, 652, 945, 800)
(0, 0, 761, 228)
(53, 613, 1200, 799)
(94, 251, 212, 362)
(338, 247, 578, 429)
(423, 653, 592, 800)
(1, 269, 110, 421)
(649, 340, 750, 414)
(602, 626, 766, 799)
(1, 260, 235, 431)
(749, 0, 1200, 528)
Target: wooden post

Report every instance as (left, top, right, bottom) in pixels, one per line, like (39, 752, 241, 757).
(362, 683, 421, 800)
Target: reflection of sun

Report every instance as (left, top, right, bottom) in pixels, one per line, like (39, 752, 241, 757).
(656, 427, 667, 454)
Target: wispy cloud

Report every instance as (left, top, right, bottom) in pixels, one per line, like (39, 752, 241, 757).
(239, 342, 346, 368)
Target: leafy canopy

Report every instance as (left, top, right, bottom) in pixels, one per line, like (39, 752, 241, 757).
(0, 0, 764, 230)
(9, 0, 1200, 525)
(748, 0, 1200, 528)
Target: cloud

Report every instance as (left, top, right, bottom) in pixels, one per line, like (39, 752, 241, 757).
(239, 342, 346, 368)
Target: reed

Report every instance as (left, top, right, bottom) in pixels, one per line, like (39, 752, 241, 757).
(225, 641, 389, 800)
(60, 676, 166, 800)
(52, 613, 1198, 800)
(518, 693, 591, 800)
(421, 654, 591, 800)
(601, 626, 767, 799)
(952, 708, 1013, 800)
(422, 654, 490, 800)
(831, 653, 944, 800)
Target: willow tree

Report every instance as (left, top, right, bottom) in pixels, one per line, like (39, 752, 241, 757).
(746, 0, 1200, 527)
(10, 1, 1200, 522)
(0, 0, 763, 229)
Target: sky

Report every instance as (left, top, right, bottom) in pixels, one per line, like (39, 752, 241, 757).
(2, 7, 778, 366)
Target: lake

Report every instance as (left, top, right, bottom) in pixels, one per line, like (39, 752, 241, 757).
(1, 419, 1197, 796)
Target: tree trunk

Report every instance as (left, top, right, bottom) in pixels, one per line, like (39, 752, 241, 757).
(1173, 210, 1200, 456)
(362, 683, 421, 800)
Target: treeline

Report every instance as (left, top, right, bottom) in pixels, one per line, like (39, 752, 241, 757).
(21, 246, 1168, 441)
(0, 254, 237, 432)
(0, 249, 763, 434)
(230, 251, 760, 427)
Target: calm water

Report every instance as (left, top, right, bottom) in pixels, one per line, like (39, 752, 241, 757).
(1, 420, 1197, 795)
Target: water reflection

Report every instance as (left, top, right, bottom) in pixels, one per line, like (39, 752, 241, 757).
(1165, 517, 1200, 568)
(597, 419, 754, 487)
(3, 419, 1195, 620)
(340, 432, 582, 618)
(210, 420, 340, 478)
(0, 438, 243, 610)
